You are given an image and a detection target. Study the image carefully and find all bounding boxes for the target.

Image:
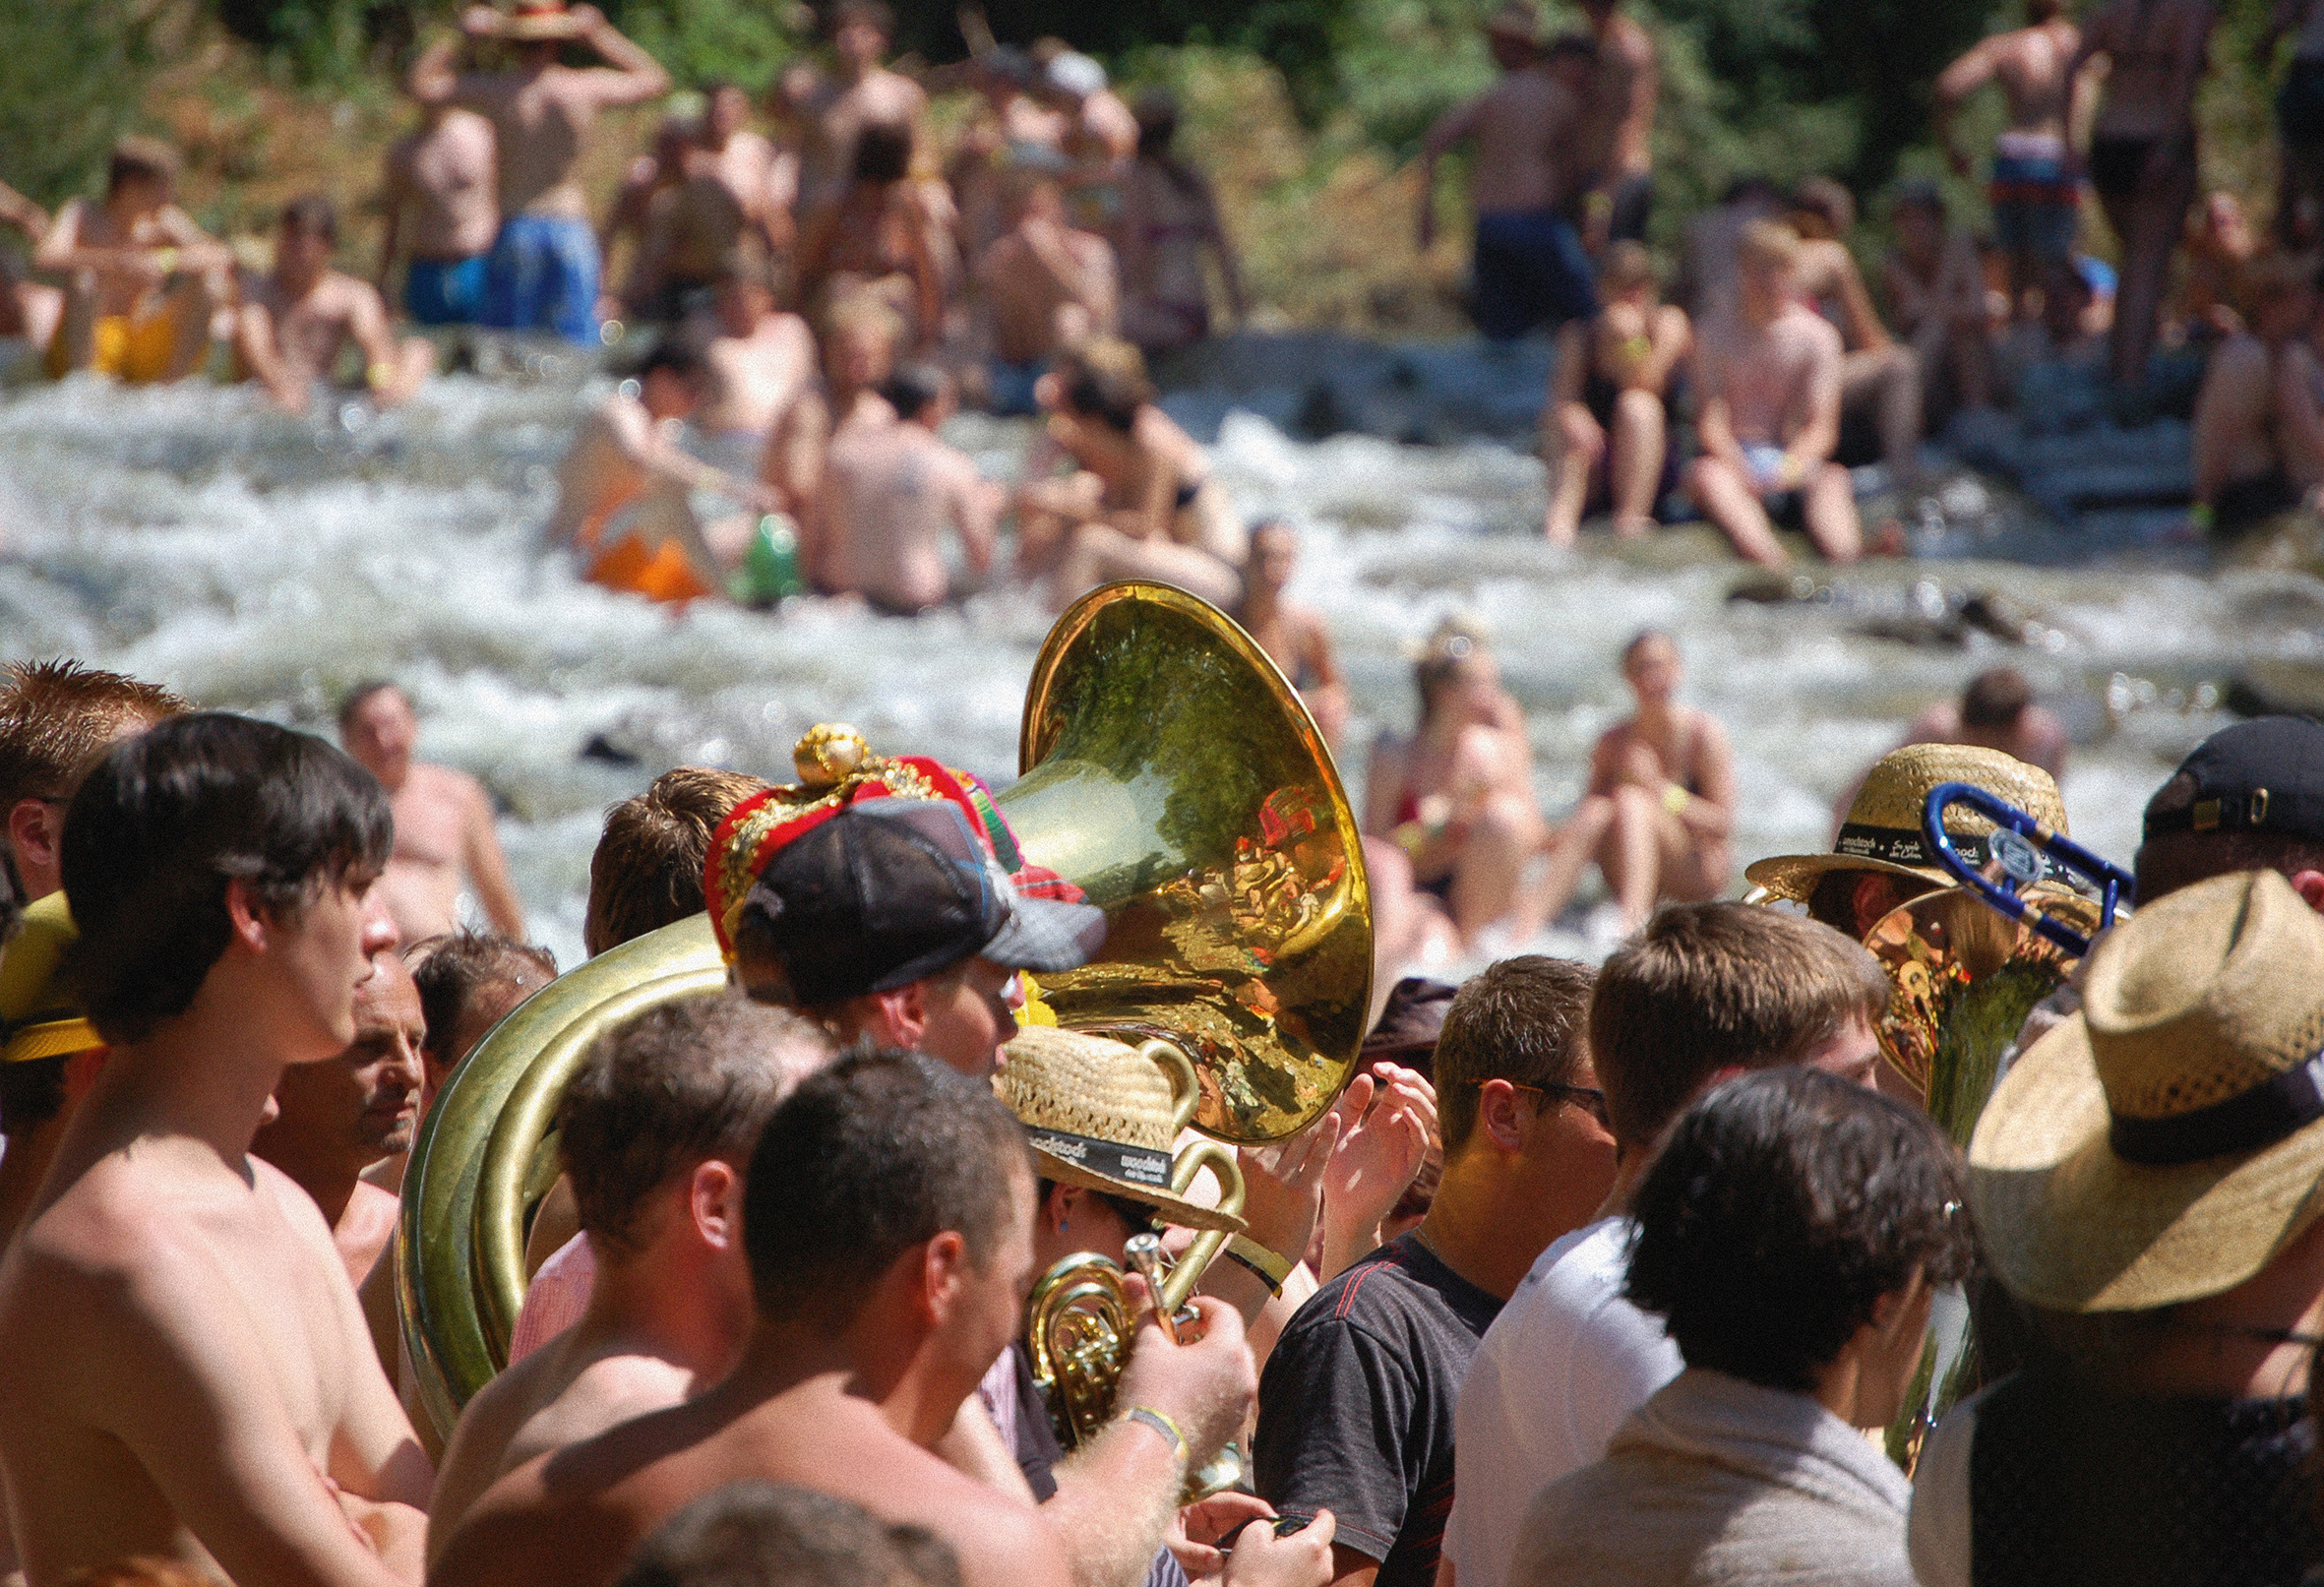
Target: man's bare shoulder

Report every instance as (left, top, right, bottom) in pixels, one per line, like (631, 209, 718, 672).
(1779, 303, 1845, 358)
(320, 271, 391, 318)
(407, 760, 490, 809)
(505, 1350, 692, 1475)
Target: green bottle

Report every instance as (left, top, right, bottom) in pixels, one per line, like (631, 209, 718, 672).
(731, 515, 805, 607)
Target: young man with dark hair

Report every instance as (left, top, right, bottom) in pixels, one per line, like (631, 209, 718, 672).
(235, 194, 433, 415)
(1441, 904, 1886, 1587)
(814, 360, 1002, 615)
(431, 1050, 1254, 1587)
(616, 1483, 957, 1587)
(338, 681, 527, 946)
(427, 992, 830, 1557)
(406, 930, 556, 1089)
(1254, 956, 1611, 1587)
(35, 135, 231, 384)
(585, 766, 770, 956)
(252, 951, 426, 1287)
(1520, 1068, 1972, 1585)
(0, 713, 432, 1587)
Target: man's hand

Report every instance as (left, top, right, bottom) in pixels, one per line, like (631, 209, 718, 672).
(1224, 1510, 1336, 1587)
(1113, 1286, 1256, 1466)
(1169, 1492, 1278, 1579)
(1236, 1101, 1344, 1266)
(570, 3, 608, 34)
(1319, 1065, 1437, 1275)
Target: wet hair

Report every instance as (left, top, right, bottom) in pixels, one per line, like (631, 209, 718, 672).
(1722, 175, 1783, 209)
(828, 0, 894, 38)
(277, 192, 337, 244)
(1737, 218, 1804, 275)
(1133, 92, 1204, 198)
(1621, 628, 1675, 667)
(1626, 1066, 1974, 1392)
(584, 766, 770, 958)
(1892, 178, 1946, 219)
(407, 931, 557, 1073)
(881, 364, 949, 423)
(558, 991, 830, 1255)
(1588, 901, 1889, 1152)
(1053, 337, 1155, 433)
(61, 713, 394, 1046)
(619, 1483, 959, 1587)
(2134, 771, 2324, 902)
(637, 338, 708, 386)
(1542, 31, 1598, 65)
(1960, 665, 2033, 729)
(1433, 956, 1597, 1152)
(852, 122, 913, 185)
(336, 680, 404, 731)
(0, 659, 187, 813)
(1790, 176, 1858, 239)
(743, 1049, 1032, 1326)
(106, 136, 179, 197)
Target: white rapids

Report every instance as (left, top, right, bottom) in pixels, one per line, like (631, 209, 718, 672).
(3, 359, 2316, 975)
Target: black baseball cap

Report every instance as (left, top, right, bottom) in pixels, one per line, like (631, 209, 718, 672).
(737, 798, 1106, 1007)
(2143, 716, 2324, 844)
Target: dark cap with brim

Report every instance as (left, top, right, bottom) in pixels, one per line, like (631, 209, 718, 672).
(2143, 716, 2324, 846)
(739, 798, 1105, 1007)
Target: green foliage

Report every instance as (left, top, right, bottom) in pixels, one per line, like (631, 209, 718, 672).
(0, 0, 164, 206)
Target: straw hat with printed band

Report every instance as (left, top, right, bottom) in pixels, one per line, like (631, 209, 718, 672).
(998, 1024, 1247, 1235)
(1745, 743, 2072, 901)
(1, 893, 101, 1068)
(494, 1, 584, 42)
(1970, 868, 2324, 1313)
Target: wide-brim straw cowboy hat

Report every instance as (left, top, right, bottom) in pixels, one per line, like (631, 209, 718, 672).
(998, 1025, 1247, 1235)
(1971, 868, 2324, 1313)
(1745, 743, 2071, 901)
(495, 1, 584, 41)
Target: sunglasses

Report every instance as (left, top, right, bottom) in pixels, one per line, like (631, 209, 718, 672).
(1477, 1077, 1612, 1129)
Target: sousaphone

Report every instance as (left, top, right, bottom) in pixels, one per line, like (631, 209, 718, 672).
(398, 581, 1374, 1437)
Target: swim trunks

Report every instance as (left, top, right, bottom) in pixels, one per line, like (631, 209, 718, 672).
(1606, 172, 1652, 246)
(1742, 441, 1805, 526)
(1471, 210, 1599, 342)
(403, 254, 488, 327)
(2210, 470, 2301, 535)
(46, 304, 179, 384)
(481, 214, 601, 345)
(2086, 133, 2189, 206)
(2281, 58, 2324, 148)
(988, 355, 1045, 417)
(1990, 131, 2079, 262)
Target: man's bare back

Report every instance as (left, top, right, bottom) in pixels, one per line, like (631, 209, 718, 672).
(699, 311, 818, 438)
(1452, 70, 1578, 214)
(1699, 301, 1843, 446)
(980, 216, 1117, 365)
(379, 762, 505, 943)
(1584, 7, 1658, 180)
(385, 110, 499, 262)
(431, 1371, 1068, 1587)
(803, 69, 927, 204)
(817, 407, 999, 612)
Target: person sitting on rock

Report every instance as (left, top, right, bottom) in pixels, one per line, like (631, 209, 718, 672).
(1541, 241, 1689, 545)
(235, 195, 434, 414)
(2192, 251, 2324, 534)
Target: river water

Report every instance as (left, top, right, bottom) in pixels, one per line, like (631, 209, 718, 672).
(2, 354, 2315, 975)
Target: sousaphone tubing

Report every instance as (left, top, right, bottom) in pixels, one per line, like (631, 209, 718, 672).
(398, 581, 1373, 1436)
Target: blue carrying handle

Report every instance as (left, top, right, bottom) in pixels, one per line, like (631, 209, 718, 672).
(1921, 781, 2136, 957)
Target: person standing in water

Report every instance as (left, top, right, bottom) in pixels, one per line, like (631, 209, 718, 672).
(1935, 0, 2087, 321)
(337, 681, 527, 945)
(1575, 0, 1659, 252)
(2060, 0, 2217, 397)
(407, 1, 672, 346)
(1116, 92, 1247, 358)
(1238, 520, 1351, 749)
(1516, 631, 1735, 938)
(810, 365, 1001, 616)
(378, 103, 500, 328)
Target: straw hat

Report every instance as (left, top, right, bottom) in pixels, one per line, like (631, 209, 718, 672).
(1970, 869, 2324, 1312)
(1745, 743, 2072, 901)
(1, 893, 100, 1068)
(997, 1025, 1247, 1235)
(495, 1, 584, 42)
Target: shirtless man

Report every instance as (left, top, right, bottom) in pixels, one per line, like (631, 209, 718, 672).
(407, 2, 672, 345)
(1936, 0, 2085, 317)
(812, 365, 1000, 615)
(237, 196, 433, 415)
(378, 105, 499, 328)
(0, 713, 432, 1587)
(1576, 0, 1658, 252)
(1417, 16, 1598, 343)
(1685, 220, 1861, 566)
(2062, 0, 2217, 394)
(1881, 181, 1990, 417)
(694, 246, 821, 494)
(979, 175, 1117, 416)
(429, 1051, 1263, 1587)
(2189, 252, 2320, 533)
(337, 682, 526, 945)
(688, 82, 798, 259)
(1787, 178, 1921, 487)
(1238, 520, 1350, 749)
(798, 1, 928, 210)
(427, 995, 830, 1558)
(251, 953, 425, 1289)
(35, 137, 230, 385)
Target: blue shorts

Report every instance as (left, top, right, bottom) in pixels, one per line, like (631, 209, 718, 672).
(481, 214, 601, 344)
(1471, 210, 1598, 341)
(989, 356, 1044, 417)
(403, 254, 487, 326)
(1990, 153, 2079, 262)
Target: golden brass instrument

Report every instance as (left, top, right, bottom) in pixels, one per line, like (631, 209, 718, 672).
(398, 581, 1373, 1439)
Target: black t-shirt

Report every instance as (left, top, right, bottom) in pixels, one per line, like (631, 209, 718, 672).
(1252, 1232, 1503, 1587)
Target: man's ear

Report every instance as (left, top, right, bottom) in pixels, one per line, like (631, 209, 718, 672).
(222, 877, 272, 954)
(1475, 1078, 1529, 1153)
(6, 799, 57, 875)
(920, 1229, 969, 1323)
(691, 1158, 742, 1250)
(876, 981, 931, 1049)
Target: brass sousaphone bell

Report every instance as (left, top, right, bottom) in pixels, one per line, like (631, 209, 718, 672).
(398, 581, 1374, 1438)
